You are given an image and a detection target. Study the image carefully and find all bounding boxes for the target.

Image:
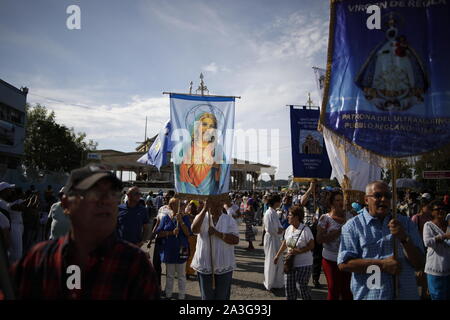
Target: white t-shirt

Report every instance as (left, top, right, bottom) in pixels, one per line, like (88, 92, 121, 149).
(283, 223, 314, 267)
(317, 212, 353, 261)
(191, 212, 239, 275)
(157, 205, 171, 220)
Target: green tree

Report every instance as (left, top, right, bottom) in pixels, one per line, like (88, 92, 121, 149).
(24, 103, 98, 174)
(381, 159, 414, 183)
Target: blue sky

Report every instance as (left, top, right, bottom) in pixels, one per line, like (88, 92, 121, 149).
(0, 0, 330, 179)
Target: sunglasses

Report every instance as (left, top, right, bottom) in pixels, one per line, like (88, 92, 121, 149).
(367, 192, 392, 200)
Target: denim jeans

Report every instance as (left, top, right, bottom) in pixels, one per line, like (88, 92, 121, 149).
(427, 274, 450, 300)
(197, 271, 233, 300)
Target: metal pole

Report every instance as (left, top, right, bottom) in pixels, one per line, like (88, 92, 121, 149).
(144, 116, 148, 145)
(391, 159, 399, 299)
(208, 210, 216, 290)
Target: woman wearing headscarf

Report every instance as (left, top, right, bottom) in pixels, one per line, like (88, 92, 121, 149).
(263, 194, 284, 291)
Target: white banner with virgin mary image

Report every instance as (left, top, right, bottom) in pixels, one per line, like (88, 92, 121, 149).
(170, 94, 235, 196)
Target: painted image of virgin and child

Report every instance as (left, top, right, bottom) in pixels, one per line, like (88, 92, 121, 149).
(174, 106, 229, 195)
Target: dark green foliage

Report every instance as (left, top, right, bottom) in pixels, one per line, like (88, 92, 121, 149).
(24, 104, 98, 173)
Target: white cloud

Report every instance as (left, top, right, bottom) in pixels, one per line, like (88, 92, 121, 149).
(143, 1, 230, 37)
(27, 88, 169, 152)
(19, 5, 330, 179)
(202, 62, 219, 73)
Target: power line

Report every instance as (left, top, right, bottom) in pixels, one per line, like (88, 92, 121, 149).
(28, 92, 165, 125)
(29, 93, 93, 109)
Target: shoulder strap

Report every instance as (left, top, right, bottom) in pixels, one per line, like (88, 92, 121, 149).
(294, 225, 306, 246)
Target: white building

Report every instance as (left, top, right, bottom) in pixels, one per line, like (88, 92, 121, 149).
(0, 78, 28, 171)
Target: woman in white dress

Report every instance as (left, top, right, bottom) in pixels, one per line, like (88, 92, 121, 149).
(263, 194, 284, 290)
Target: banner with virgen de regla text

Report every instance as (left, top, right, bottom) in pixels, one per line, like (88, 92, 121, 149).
(320, 0, 450, 158)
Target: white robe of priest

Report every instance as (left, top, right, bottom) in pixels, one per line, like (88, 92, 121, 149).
(263, 207, 284, 290)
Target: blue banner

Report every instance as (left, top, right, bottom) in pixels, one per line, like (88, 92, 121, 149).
(170, 94, 235, 196)
(320, 0, 450, 158)
(290, 106, 332, 179)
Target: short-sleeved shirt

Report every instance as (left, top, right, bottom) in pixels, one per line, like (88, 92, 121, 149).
(191, 212, 239, 275)
(283, 224, 314, 267)
(48, 202, 71, 240)
(318, 212, 353, 261)
(117, 203, 150, 244)
(338, 208, 424, 300)
(155, 214, 191, 264)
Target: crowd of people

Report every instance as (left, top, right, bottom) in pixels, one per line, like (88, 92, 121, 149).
(1, 167, 449, 300)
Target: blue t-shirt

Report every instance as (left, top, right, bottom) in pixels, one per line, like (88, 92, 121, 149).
(117, 203, 149, 244)
(280, 204, 291, 229)
(156, 214, 192, 264)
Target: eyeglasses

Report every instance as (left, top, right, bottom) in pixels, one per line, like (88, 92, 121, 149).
(367, 192, 392, 200)
(73, 190, 122, 202)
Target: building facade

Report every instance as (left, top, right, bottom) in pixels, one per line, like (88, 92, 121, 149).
(0, 79, 28, 172)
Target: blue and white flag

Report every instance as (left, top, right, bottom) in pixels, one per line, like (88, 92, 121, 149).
(170, 94, 235, 196)
(137, 120, 172, 171)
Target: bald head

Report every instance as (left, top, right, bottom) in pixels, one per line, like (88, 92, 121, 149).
(127, 186, 139, 195)
(126, 187, 141, 207)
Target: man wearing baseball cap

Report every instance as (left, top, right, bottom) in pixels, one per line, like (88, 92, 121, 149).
(10, 165, 160, 299)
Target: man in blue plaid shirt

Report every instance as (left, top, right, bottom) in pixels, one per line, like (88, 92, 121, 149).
(338, 181, 425, 300)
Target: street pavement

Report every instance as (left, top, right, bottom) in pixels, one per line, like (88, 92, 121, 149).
(145, 223, 328, 300)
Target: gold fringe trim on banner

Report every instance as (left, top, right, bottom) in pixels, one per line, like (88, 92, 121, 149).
(318, 0, 450, 164)
(321, 126, 392, 168)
